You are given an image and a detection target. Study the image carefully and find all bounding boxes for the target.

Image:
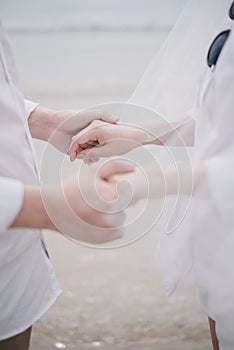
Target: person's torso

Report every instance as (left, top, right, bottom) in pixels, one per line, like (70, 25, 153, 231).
(195, 21, 234, 160)
(0, 21, 60, 340)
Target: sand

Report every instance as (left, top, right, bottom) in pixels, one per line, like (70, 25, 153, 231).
(30, 231, 211, 350)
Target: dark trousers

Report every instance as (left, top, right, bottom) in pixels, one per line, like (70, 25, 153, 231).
(0, 327, 32, 350)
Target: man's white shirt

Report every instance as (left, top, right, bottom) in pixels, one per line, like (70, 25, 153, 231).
(0, 21, 61, 340)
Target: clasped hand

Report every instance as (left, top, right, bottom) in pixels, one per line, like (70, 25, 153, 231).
(67, 120, 166, 202)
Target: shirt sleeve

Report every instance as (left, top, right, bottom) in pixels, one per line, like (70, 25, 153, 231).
(204, 156, 234, 227)
(0, 177, 24, 233)
(24, 99, 39, 119)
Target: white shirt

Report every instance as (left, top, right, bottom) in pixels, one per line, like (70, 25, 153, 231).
(0, 21, 61, 340)
(156, 13, 234, 350)
(192, 21, 234, 347)
(129, 0, 234, 346)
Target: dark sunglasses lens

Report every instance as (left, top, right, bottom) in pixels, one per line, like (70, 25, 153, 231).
(207, 30, 230, 67)
(229, 1, 234, 20)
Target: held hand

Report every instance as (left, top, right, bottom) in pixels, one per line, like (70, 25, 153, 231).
(46, 109, 119, 153)
(109, 164, 166, 205)
(68, 120, 151, 164)
(44, 159, 135, 244)
(109, 166, 149, 205)
(108, 161, 194, 204)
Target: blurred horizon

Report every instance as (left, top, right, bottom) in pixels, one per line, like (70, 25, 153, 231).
(1, 0, 187, 32)
(0, 0, 188, 109)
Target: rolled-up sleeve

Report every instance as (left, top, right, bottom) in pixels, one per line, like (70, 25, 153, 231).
(0, 177, 24, 233)
(24, 99, 39, 119)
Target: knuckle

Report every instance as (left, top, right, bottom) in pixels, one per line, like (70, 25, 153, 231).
(90, 120, 101, 127)
(101, 110, 111, 118)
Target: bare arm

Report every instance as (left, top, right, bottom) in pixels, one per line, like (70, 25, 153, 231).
(11, 186, 53, 229)
(10, 160, 135, 244)
(141, 118, 195, 147)
(69, 117, 195, 163)
(28, 106, 62, 142)
(110, 160, 206, 202)
(28, 106, 119, 154)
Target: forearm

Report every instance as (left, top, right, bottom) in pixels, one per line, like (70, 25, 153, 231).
(139, 118, 195, 147)
(142, 160, 205, 199)
(11, 185, 54, 230)
(164, 161, 205, 196)
(111, 161, 206, 204)
(28, 106, 64, 141)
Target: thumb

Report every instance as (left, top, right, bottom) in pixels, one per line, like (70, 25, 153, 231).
(98, 111, 119, 124)
(78, 144, 109, 159)
(72, 127, 100, 148)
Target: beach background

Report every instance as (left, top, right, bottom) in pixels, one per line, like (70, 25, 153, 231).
(1, 1, 211, 349)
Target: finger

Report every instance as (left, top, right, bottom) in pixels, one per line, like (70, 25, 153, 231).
(77, 148, 98, 162)
(84, 110, 119, 125)
(69, 144, 86, 161)
(104, 211, 126, 227)
(100, 112, 119, 124)
(77, 152, 88, 159)
(83, 156, 100, 165)
(70, 149, 78, 162)
(87, 157, 100, 164)
(69, 142, 91, 161)
(78, 145, 107, 160)
(85, 141, 99, 147)
(70, 153, 76, 162)
(83, 158, 95, 165)
(99, 160, 135, 180)
(71, 129, 101, 153)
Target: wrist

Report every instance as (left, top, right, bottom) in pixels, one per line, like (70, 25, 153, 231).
(145, 162, 193, 199)
(40, 185, 62, 231)
(122, 125, 154, 146)
(12, 185, 54, 230)
(29, 106, 59, 142)
(163, 161, 194, 196)
(132, 126, 156, 146)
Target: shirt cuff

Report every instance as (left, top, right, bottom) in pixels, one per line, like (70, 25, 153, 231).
(24, 99, 39, 119)
(0, 177, 24, 233)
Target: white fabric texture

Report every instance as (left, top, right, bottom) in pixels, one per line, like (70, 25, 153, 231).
(0, 177, 24, 233)
(130, 1, 234, 348)
(24, 99, 39, 119)
(192, 25, 234, 348)
(0, 21, 61, 340)
(129, 0, 231, 123)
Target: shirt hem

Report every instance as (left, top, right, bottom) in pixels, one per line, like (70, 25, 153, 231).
(0, 288, 62, 341)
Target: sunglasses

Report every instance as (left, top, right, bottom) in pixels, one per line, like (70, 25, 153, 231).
(207, 1, 234, 71)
